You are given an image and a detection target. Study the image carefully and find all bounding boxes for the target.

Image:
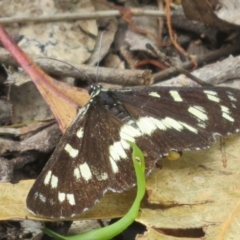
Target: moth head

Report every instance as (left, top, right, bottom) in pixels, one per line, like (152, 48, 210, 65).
(89, 84, 102, 97)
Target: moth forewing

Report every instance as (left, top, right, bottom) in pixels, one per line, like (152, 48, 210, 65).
(27, 86, 240, 218)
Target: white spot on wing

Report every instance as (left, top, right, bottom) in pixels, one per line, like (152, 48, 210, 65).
(221, 105, 230, 113)
(231, 103, 236, 108)
(120, 139, 130, 150)
(137, 117, 157, 135)
(109, 141, 127, 161)
(51, 175, 58, 189)
(151, 117, 167, 130)
(203, 90, 218, 95)
(149, 92, 160, 98)
(207, 95, 220, 102)
(119, 132, 135, 142)
(64, 144, 79, 158)
(109, 156, 119, 173)
(188, 106, 208, 121)
(44, 171, 52, 185)
(96, 172, 109, 181)
(193, 106, 206, 112)
(197, 122, 206, 128)
(120, 124, 141, 142)
(101, 172, 108, 180)
(74, 167, 81, 179)
(203, 90, 220, 102)
(76, 127, 84, 138)
(227, 91, 237, 102)
(79, 162, 92, 181)
(109, 145, 120, 161)
(34, 192, 38, 199)
(38, 193, 46, 202)
(67, 194, 75, 205)
(222, 113, 234, 122)
(169, 90, 183, 102)
(221, 105, 234, 122)
(162, 117, 183, 131)
(133, 116, 198, 135)
(229, 95, 237, 102)
(58, 192, 66, 202)
(180, 122, 198, 133)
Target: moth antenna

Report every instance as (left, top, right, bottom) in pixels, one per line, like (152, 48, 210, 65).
(36, 57, 93, 84)
(96, 31, 105, 84)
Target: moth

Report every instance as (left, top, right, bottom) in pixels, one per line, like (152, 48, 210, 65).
(27, 84, 240, 218)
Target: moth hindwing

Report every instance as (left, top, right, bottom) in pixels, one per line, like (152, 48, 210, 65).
(27, 85, 240, 218)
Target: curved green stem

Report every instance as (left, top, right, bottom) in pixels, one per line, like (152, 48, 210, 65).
(43, 142, 146, 240)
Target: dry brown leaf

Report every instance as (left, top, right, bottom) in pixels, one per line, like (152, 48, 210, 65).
(137, 134, 240, 239)
(0, 179, 137, 221)
(0, 180, 32, 220)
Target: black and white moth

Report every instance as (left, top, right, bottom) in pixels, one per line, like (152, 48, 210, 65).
(27, 84, 240, 218)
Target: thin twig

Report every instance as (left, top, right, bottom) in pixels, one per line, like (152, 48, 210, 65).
(157, 0, 164, 45)
(0, 9, 166, 25)
(152, 42, 240, 84)
(0, 48, 152, 86)
(146, 43, 212, 87)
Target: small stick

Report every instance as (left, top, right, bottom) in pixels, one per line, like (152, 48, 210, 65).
(152, 42, 240, 83)
(146, 43, 213, 87)
(0, 9, 166, 25)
